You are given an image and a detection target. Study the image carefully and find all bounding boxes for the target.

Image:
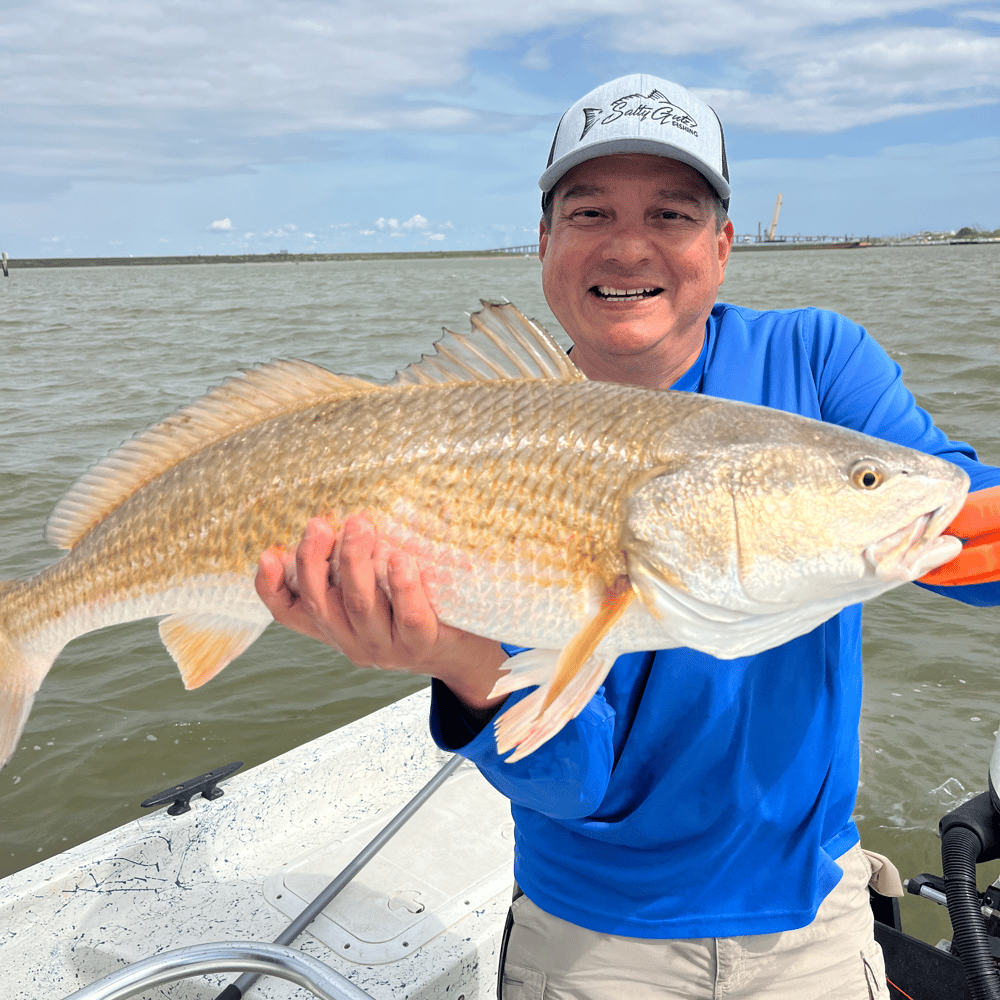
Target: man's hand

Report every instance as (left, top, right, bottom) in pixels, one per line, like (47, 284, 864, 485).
(255, 514, 509, 710)
(919, 485, 1000, 586)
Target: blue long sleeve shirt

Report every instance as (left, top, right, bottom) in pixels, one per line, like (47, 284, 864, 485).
(430, 303, 1000, 939)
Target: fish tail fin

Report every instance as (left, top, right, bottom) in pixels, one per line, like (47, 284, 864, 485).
(0, 581, 58, 770)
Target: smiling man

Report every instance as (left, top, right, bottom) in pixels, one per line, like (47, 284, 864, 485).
(538, 152, 732, 388)
(256, 74, 1000, 999)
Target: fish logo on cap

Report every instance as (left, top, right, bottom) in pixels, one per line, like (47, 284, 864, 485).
(580, 90, 699, 140)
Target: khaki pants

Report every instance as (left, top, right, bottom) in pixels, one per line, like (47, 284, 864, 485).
(500, 843, 887, 1000)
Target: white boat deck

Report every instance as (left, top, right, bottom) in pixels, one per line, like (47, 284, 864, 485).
(0, 690, 515, 999)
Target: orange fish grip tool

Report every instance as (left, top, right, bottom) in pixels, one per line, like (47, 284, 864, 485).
(140, 760, 244, 816)
(919, 485, 1000, 587)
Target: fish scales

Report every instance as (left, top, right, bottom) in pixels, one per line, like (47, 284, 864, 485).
(0, 302, 970, 767)
(2, 379, 674, 657)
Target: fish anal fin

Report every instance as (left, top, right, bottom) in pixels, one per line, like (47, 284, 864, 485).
(0, 596, 60, 768)
(0, 674, 39, 771)
(159, 611, 270, 690)
(489, 648, 560, 698)
(540, 576, 634, 714)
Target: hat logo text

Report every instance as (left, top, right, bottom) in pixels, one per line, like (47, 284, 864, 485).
(581, 90, 699, 139)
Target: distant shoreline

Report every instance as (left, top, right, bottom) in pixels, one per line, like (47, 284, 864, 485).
(4, 238, 997, 270)
(3, 250, 541, 270)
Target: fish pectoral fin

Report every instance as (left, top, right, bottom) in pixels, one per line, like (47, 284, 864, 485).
(491, 578, 634, 763)
(159, 611, 271, 690)
(541, 577, 634, 714)
(493, 653, 616, 763)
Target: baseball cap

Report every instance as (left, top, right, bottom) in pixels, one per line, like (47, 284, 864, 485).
(539, 74, 730, 210)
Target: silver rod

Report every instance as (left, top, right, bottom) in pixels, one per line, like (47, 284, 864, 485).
(223, 753, 464, 998)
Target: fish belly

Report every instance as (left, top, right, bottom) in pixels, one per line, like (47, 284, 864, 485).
(373, 502, 608, 651)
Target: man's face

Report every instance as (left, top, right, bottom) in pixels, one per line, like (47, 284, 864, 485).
(539, 153, 734, 387)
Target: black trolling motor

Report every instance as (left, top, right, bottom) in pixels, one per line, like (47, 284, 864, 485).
(889, 726, 1000, 1000)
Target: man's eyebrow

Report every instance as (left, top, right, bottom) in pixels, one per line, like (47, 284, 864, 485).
(655, 188, 707, 206)
(560, 183, 605, 201)
(559, 184, 707, 206)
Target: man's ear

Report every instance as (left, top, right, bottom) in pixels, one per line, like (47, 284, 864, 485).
(718, 219, 734, 283)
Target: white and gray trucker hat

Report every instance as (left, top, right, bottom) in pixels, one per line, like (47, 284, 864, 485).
(539, 74, 730, 210)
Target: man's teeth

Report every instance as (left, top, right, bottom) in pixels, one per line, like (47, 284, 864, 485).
(594, 286, 659, 301)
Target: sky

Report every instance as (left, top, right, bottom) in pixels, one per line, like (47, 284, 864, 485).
(1, 0, 997, 259)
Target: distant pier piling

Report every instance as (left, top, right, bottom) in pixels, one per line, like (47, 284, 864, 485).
(1, 253, 8, 277)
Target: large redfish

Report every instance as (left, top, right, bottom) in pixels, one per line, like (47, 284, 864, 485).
(0, 303, 968, 766)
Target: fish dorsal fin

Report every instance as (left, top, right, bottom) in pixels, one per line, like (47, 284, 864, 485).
(45, 301, 578, 550)
(390, 300, 585, 386)
(46, 359, 377, 550)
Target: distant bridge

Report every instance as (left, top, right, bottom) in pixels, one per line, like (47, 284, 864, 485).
(482, 244, 539, 255)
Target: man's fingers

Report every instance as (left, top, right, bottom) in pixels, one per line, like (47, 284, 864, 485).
(295, 518, 337, 600)
(255, 546, 294, 613)
(257, 512, 463, 672)
(338, 514, 385, 618)
(386, 549, 438, 655)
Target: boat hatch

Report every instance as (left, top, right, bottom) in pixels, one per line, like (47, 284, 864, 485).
(264, 764, 515, 964)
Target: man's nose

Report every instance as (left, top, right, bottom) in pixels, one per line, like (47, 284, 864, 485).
(600, 219, 654, 267)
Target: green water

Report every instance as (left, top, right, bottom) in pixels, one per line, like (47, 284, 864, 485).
(1, 247, 997, 948)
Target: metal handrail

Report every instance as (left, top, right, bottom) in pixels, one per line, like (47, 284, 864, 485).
(61, 941, 377, 1000)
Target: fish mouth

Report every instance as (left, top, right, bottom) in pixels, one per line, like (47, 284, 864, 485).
(865, 495, 967, 582)
(590, 285, 664, 303)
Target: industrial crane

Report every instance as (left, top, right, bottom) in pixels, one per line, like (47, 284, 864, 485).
(767, 193, 782, 241)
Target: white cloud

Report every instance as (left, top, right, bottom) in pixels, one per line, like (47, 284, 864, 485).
(605, 13, 1000, 132)
(244, 231, 254, 238)
(955, 7, 1000, 25)
(1, 0, 996, 258)
(427, 232, 446, 241)
(374, 213, 433, 233)
(209, 218, 233, 230)
(521, 43, 551, 72)
(2, 0, 996, 192)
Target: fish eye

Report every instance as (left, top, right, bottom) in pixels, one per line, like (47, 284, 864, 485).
(850, 461, 884, 490)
